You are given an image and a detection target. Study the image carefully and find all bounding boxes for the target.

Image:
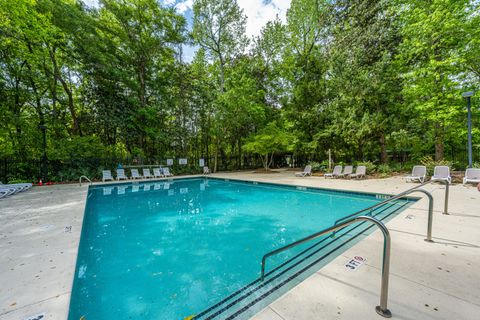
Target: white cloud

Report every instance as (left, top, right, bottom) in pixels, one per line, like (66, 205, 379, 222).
(239, 0, 290, 38)
(175, 0, 193, 13)
(82, 0, 99, 7)
(173, 0, 290, 37)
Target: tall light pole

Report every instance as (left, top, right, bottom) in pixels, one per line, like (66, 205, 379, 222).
(462, 91, 474, 168)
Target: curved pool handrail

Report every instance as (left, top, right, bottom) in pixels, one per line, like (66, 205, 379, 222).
(334, 180, 432, 226)
(79, 175, 92, 186)
(260, 215, 392, 318)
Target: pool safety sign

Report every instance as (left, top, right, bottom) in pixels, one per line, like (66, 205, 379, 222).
(345, 256, 366, 271)
(167, 158, 173, 166)
(179, 158, 187, 165)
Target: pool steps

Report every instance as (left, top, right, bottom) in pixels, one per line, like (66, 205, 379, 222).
(192, 201, 409, 320)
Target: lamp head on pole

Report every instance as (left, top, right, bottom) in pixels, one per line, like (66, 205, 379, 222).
(462, 91, 474, 98)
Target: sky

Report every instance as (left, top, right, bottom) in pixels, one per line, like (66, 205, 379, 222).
(82, 0, 290, 62)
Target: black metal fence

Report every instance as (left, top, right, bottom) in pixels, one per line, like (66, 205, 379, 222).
(2, 148, 477, 183)
(447, 148, 480, 169)
(0, 155, 269, 183)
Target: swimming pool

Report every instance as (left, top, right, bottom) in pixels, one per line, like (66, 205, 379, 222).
(68, 178, 414, 320)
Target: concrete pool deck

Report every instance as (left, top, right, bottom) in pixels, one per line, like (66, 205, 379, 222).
(0, 171, 479, 320)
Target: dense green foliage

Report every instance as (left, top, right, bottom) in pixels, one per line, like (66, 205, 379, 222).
(1, 0, 479, 178)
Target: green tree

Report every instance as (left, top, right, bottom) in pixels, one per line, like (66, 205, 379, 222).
(192, 0, 248, 92)
(243, 122, 295, 171)
(398, 0, 471, 160)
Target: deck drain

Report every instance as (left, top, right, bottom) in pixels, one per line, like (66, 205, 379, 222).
(24, 312, 46, 320)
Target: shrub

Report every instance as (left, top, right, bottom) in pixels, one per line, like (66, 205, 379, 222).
(377, 164, 392, 174)
(419, 156, 454, 175)
(389, 162, 404, 173)
(355, 161, 376, 174)
(309, 161, 328, 172)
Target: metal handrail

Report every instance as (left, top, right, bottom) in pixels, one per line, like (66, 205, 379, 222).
(333, 188, 435, 242)
(257, 180, 449, 318)
(442, 180, 449, 215)
(260, 215, 393, 318)
(334, 180, 432, 226)
(407, 189, 434, 242)
(79, 175, 92, 186)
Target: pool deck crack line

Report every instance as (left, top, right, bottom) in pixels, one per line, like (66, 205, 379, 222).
(268, 306, 288, 320)
(0, 291, 71, 317)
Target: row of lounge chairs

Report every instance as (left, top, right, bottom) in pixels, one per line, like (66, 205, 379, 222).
(406, 165, 480, 185)
(297, 164, 480, 185)
(324, 165, 366, 179)
(102, 168, 173, 182)
(0, 182, 33, 199)
(295, 165, 366, 179)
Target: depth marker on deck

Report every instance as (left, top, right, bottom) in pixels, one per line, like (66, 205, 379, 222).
(345, 256, 366, 271)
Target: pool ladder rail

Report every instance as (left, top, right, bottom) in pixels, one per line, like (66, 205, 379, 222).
(79, 175, 92, 186)
(193, 180, 449, 319)
(261, 215, 392, 317)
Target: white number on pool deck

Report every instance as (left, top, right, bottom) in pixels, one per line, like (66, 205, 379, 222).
(345, 256, 366, 271)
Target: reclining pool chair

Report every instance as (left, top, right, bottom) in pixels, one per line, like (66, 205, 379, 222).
(463, 168, 480, 185)
(0, 186, 17, 199)
(324, 165, 342, 179)
(102, 170, 114, 182)
(405, 165, 427, 183)
(162, 167, 174, 177)
(131, 169, 143, 180)
(143, 168, 153, 179)
(349, 166, 366, 179)
(431, 166, 451, 184)
(203, 166, 211, 175)
(153, 168, 164, 178)
(0, 182, 32, 193)
(116, 169, 128, 181)
(295, 165, 312, 177)
(340, 165, 353, 178)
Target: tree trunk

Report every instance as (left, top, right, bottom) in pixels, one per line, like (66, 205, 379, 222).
(214, 136, 218, 173)
(263, 153, 269, 171)
(379, 133, 388, 164)
(48, 47, 81, 136)
(434, 122, 444, 161)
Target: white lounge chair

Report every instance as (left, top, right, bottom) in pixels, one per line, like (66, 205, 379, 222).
(295, 165, 312, 177)
(116, 169, 128, 181)
(0, 189, 10, 199)
(203, 166, 211, 175)
(163, 167, 173, 177)
(131, 169, 142, 179)
(0, 182, 32, 192)
(324, 165, 342, 179)
(349, 166, 366, 179)
(431, 166, 451, 184)
(143, 168, 152, 179)
(340, 165, 353, 178)
(0, 186, 17, 198)
(153, 168, 163, 178)
(463, 168, 480, 185)
(102, 170, 114, 182)
(405, 165, 427, 183)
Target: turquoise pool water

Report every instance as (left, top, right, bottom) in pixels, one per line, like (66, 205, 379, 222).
(68, 178, 412, 320)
